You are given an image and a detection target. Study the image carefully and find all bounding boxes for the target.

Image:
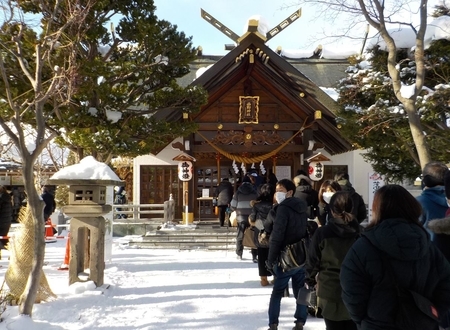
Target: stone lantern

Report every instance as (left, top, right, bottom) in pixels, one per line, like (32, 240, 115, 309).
(48, 156, 122, 286)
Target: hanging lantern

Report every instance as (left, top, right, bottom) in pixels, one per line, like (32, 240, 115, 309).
(178, 161, 193, 181)
(309, 161, 324, 181)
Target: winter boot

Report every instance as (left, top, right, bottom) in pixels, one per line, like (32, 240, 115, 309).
(292, 322, 304, 330)
(260, 276, 269, 286)
(268, 324, 278, 330)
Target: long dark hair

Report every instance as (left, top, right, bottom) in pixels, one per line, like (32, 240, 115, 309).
(369, 184, 422, 228)
(329, 191, 354, 224)
(257, 183, 275, 202)
(318, 180, 341, 203)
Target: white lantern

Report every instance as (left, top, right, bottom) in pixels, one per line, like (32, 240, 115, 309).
(178, 161, 193, 181)
(309, 161, 324, 181)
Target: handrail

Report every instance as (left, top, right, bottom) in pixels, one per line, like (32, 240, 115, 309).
(112, 200, 175, 222)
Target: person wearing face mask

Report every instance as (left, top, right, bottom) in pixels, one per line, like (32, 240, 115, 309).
(317, 180, 341, 226)
(264, 179, 309, 330)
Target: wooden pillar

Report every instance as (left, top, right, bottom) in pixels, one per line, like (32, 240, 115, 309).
(183, 181, 191, 224)
(272, 156, 277, 176)
(216, 153, 221, 183)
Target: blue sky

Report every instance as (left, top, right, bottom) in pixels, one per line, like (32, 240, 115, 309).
(153, 0, 352, 55)
(153, 0, 443, 56)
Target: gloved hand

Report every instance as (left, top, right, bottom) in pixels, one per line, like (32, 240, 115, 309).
(265, 260, 276, 275)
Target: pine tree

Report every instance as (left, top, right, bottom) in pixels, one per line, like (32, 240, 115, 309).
(0, 0, 206, 315)
(4, 0, 207, 163)
(336, 32, 450, 181)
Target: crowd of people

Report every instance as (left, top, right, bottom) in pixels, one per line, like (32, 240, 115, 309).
(0, 185, 56, 250)
(215, 163, 450, 330)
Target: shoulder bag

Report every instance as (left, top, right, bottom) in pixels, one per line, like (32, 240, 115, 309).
(243, 227, 257, 249)
(279, 237, 308, 272)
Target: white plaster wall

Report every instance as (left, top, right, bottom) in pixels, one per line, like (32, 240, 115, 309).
(132, 138, 184, 204)
(132, 139, 376, 207)
(322, 149, 374, 204)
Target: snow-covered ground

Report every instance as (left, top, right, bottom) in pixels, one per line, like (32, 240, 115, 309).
(0, 237, 327, 330)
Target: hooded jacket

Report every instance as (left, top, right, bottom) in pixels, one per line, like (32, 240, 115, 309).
(417, 186, 448, 241)
(306, 217, 360, 300)
(266, 196, 308, 266)
(249, 200, 272, 230)
(341, 218, 450, 330)
(294, 184, 319, 219)
(428, 216, 450, 262)
(336, 179, 367, 223)
(230, 182, 257, 223)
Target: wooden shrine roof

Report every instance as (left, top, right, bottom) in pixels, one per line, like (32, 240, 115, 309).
(159, 31, 353, 155)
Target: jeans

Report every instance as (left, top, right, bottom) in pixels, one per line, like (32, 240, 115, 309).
(268, 263, 308, 326)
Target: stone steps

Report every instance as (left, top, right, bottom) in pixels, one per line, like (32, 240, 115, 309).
(126, 220, 238, 251)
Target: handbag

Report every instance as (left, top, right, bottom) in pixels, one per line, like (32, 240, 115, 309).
(279, 238, 308, 272)
(243, 227, 256, 249)
(229, 211, 237, 227)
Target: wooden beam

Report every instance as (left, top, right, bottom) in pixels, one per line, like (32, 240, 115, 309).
(192, 144, 305, 153)
(198, 123, 304, 131)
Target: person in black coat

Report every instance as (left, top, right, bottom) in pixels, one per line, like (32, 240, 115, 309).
(0, 185, 13, 249)
(340, 185, 450, 330)
(41, 186, 56, 221)
(215, 178, 233, 227)
(334, 172, 367, 223)
(306, 191, 359, 330)
(265, 179, 309, 330)
(293, 174, 319, 220)
(248, 183, 275, 286)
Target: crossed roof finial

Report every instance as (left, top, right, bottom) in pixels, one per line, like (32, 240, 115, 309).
(201, 8, 302, 47)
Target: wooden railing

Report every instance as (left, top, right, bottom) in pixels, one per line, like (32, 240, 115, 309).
(112, 199, 175, 235)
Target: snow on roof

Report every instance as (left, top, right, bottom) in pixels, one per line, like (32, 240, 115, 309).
(244, 15, 271, 36)
(50, 156, 121, 181)
(368, 16, 450, 51)
(424, 15, 450, 47)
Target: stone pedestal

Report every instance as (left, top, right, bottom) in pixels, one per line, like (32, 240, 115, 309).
(48, 179, 121, 287)
(69, 217, 106, 286)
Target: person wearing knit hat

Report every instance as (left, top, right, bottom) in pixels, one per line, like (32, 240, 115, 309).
(416, 161, 449, 242)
